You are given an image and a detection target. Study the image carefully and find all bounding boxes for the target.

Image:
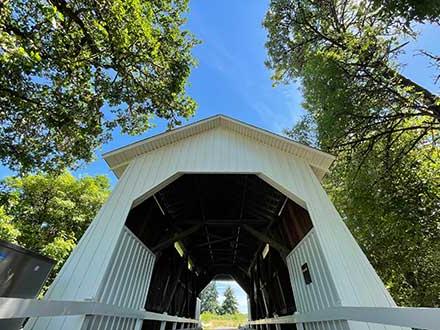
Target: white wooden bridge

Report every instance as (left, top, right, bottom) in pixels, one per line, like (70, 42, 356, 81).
(0, 115, 439, 330)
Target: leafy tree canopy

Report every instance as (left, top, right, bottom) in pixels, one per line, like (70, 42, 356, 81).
(0, 171, 110, 284)
(375, 0, 440, 23)
(265, 0, 440, 306)
(265, 0, 439, 163)
(200, 282, 220, 314)
(0, 0, 198, 172)
(326, 135, 440, 306)
(219, 286, 239, 315)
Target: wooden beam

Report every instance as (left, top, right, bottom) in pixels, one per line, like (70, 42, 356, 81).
(164, 264, 184, 311)
(152, 224, 202, 252)
(191, 236, 234, 249)
(196, 176, 214, 263)
(230, 272, 251, 295)
(233, 175, 248, 265)
(205, 248, 234, 252)
(179, 218, 268, 225)
(208, 233, 223, 240)
(210, 257, 247, 264)
(275, 272, 287, 310)
(242, 225, 290, 257)
(248, 196, 289, 273)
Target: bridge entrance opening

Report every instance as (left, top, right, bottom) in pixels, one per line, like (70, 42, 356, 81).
(124, 174, 314, 329)
(199, 279, 248, 329)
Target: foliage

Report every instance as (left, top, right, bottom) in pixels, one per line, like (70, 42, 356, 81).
(0, 171, 110, 284)
(0, 0, 198, 173)
(219, 286, 239, 315)
(374, 0, 440, 23)
(0, 206, 20, 243)
(265, 0, 440, 306)
(200, 312, 247, 322)
(200, 312, 247, 330)
(200, 282, 220, 313)
(264, 0, 439, 166)
(327, 138, 440, 306)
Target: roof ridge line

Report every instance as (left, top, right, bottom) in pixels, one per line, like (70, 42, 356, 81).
(102, 114, 335, 180)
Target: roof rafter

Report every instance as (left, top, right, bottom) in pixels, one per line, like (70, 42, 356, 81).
(242, 224, 290, 258)
(151, 224, 202, 252)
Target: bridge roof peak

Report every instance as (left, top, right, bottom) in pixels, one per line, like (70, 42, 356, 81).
(103, 114, 335, 179)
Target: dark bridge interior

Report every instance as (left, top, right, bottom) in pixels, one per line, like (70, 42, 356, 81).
(125, 174, 313, 329)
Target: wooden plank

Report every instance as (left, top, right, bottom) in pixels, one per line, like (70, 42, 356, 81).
(191, 236, 234, 248)
(242, 225, 290, 257)
(180, 218, 268, 225)
(151, 225, 202, 252)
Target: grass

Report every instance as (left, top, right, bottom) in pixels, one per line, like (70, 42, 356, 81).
(200, 312, 247, 329)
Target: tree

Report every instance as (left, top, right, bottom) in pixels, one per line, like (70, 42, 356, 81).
(0, 171, 110, 285)
(219, 286, 239, 315)
(200, 282, 220, 313)
(325, 137, 440, 306)
(264, 0, 439, 169)
(0, 206, 20, 243)
(264, 0, 440, 306)
(374, 0, 440, 23)
(0, 0, 198, 173)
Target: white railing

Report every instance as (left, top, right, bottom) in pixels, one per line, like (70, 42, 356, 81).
(3, 298, 439, 330)
(244, 306, 440, 330)
(0, 297, 201, 330)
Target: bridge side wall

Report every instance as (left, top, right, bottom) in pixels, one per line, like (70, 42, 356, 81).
(27, 127, 404, 330)
(289, 164, 408, 330)
(286, 228, 348, 330)
(84, 226, 156, 330)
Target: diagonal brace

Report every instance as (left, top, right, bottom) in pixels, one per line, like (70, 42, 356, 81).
(242, 224, 290, 257)
(152, 224, 202, 252)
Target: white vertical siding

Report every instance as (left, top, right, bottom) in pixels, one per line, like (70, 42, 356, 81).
(34, 127, 404, 330)
(86, 226, 155, 330)
(287, 229, 348, 330)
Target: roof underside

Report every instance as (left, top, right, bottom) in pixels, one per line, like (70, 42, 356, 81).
(156, 174, 284, 277)
(126, 173, 312, 291)
(127, 174, 286, 281)
(103, 115, 335, 180)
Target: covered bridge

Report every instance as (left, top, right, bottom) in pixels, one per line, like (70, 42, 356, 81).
(2, 115, 437, 330)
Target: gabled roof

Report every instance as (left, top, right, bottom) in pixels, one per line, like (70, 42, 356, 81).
(103, 115, 335, 179)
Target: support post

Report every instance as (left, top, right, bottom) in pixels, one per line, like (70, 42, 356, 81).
(273, 314, 281, 330)
(159, 313, 167, 330)
(135, 319, 143, 330)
